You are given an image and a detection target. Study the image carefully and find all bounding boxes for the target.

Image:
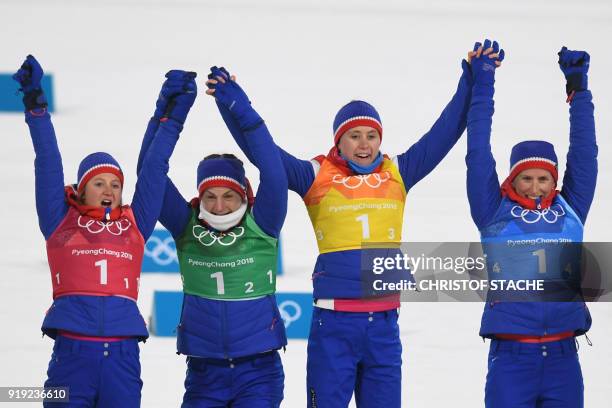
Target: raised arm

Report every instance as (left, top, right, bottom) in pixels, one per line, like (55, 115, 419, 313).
(207, 67, 315, 197)
(132, 71, 197, 240)
(246, 126, 288, 238)
(136, 71, 190, 174)
(206, 68, 288, 237)
(557, 47, 597, 224)
(394, 55, 474, 191)
(13, 55, 67, 239)
(465, 40, 505, 229)
(135, 71, 193, 238)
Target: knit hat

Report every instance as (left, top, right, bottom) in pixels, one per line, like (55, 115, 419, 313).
(508, 141, 558, 182)
(197, 156, 247, 200)
(77, 152, 124, 194)
(333, 100, 383, 145)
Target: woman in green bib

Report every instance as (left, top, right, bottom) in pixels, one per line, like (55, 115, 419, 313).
(137, 69, 288, 407)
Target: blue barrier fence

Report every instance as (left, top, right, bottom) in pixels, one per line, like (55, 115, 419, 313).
(143, 228, 179, 273)
(0, 74, 55, 112)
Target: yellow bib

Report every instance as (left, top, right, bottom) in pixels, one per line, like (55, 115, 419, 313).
(304, 157, 406, 253)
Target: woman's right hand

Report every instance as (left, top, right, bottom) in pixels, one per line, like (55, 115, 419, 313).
(13, 55, 47, 110)
(13, 54, 43, 92)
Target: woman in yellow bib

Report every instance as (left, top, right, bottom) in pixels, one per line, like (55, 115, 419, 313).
(210, 49, 478, 406)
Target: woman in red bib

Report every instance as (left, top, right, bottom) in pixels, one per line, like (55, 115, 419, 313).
(13, 55, 196, 407)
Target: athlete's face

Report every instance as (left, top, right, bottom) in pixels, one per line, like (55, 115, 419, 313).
(337, 126, 381, 167)
(82, 173, 122, 209)
(201, 187, 243, 215)
(512, 168, 556, 200)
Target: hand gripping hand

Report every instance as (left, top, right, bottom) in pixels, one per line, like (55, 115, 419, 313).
(206, 66, 262, 130)
(558, 46, 589, 102)
(158, 70, 197, 124)
(12, 55, 48, 111)
(468, 39, 505, 86)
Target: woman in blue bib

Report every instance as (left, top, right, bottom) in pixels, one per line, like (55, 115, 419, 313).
(466, 44, 596, 407)
(137, 70, 288, 407)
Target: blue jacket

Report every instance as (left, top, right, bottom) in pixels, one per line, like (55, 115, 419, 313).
(217, 62, 474, 299)
(466, 78, 597, 337)
(137, 116, 288, 358)
(28, 109, 181, 339)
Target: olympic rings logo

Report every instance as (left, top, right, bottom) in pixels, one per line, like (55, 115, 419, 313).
(510, 204, 566, 224)
(77, 216, 132, 235)
(331, 172, 391, 189)
(278, 300, 302, 329)
(144, 236, 178, 265)
(192, 225, 245, 247)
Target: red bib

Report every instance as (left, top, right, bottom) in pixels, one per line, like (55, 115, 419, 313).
(46, 207, 144, 301)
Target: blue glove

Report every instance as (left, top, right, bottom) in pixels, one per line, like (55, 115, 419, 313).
(470, 39, 505, 86)
(154, 70, 193, 119)
(12, 55, 47, 110)
(207, 66, 262, 130)
(159, 70, 197, 124)
(558, 46, 589, 96)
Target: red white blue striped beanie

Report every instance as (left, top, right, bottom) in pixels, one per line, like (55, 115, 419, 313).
(509, 141, 558, 182)
(333, 100, 383, 145)
(77, 152, 124, 193)
(197, 156, 247, 199)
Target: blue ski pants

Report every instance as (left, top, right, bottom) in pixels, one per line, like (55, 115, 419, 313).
(306, 308, 402, 408)
(485, 337, 583, 408)
(43, 335, 142, 407)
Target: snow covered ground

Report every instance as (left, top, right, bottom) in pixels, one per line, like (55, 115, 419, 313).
(1, 0, 611, 406)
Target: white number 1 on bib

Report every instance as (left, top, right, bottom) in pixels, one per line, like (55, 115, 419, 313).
(210, 271, 225, 295)
(95, 259, 108, 285)
(532, 249, 547, 274)
(356, 214, 370, 239)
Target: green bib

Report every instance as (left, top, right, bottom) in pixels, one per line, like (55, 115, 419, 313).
(176, 210, 278, 300)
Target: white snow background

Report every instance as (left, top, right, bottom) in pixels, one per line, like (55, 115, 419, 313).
(1, 0, 611, 406)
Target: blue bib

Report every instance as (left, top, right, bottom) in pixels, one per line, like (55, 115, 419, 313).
(478, 195, 591, 337)
(481, 195, 583, 288)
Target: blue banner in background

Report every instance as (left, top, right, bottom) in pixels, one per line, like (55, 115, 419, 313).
(142, 228, 284, 275)
(149, 291, 183, 337)
(275, 293, 313, 339)
(143, 228, 179, 273)
(0, 74, 55, 112)
(149, 291, 312, 339)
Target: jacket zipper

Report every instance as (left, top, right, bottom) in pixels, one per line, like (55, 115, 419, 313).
(221, 301, 228, 358)
(98, 297, 105, 336)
